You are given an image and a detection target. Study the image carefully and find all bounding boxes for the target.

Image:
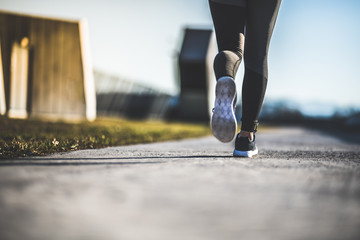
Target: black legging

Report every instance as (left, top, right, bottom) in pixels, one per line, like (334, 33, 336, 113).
(209, 0, 282, 132)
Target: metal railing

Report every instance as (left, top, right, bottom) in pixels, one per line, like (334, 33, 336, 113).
(94, 70, 172, 119)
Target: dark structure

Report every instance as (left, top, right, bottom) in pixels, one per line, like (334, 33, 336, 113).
(0, 11, 96, 121)
(177, 28, 216, 122)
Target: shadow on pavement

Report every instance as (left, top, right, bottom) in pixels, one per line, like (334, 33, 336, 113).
(0, 155, 234, 166)
(0, 161, 163, 167)
(2, 150, 360, 166)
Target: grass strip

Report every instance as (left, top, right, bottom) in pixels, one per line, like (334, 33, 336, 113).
(0, 117, 211, 159)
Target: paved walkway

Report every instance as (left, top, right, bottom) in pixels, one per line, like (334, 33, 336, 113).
(1, 127, 360, 240)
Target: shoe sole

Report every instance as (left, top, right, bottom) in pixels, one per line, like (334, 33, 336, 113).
(211, 77, 237, 143)
(233, 148, 258, 158)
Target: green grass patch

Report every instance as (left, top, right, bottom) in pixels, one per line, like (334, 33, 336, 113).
(0, 116, 211, 159)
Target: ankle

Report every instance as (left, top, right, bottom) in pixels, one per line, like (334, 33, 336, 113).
(239, 130, 254, 140)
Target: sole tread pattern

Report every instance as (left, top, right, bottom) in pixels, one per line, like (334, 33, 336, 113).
(211, 77, 237, 143)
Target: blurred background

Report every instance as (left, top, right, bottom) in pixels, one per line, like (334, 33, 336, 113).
(1, 0, 360, 128)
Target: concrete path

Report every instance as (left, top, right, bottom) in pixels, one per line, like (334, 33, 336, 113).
(1, 127, 360, 240)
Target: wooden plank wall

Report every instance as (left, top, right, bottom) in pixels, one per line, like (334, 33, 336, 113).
(0, 41, 6, 115)
(0, 11, 93, 120)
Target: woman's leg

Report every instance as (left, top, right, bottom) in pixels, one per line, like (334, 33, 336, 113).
(208, 0, 246, 80)
(241, 0, 282, 132)
(209, 1, 247, 142)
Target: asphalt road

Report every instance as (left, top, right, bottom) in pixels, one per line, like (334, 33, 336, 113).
(0, 127, 360, 240)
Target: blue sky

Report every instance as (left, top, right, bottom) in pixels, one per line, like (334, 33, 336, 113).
(2, 0, 360, 114)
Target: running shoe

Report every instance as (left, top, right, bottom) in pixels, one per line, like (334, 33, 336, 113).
(211, 76, 237, 143)
(233, 133, 258, 157)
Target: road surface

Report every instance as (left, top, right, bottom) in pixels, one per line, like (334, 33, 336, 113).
(0, 127, 360, 240)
